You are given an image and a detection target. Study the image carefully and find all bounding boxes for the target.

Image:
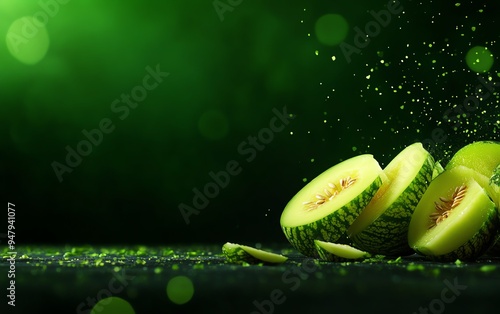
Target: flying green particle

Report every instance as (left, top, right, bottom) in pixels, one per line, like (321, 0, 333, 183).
(315, 14, 349, 46)
(407, 264, 425, 271)
(90, 297, 135, 314)
(465, 46, 494, 73)
(431, 268, 440, 277)
(172, 264, 179, 270)
(479, 265, 496, 272)
(166, 276, 195, 305)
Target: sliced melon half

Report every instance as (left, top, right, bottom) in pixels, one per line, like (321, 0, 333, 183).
(408, 166, 498, 261)
(348, 142, 435, 256)
(280, 154, 383, 257)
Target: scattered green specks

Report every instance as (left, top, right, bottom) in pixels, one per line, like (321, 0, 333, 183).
(480, 265, 496, 272)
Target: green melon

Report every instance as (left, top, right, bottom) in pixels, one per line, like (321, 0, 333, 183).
(446, 140, 500, 190)
(280, 154, 384, 257)
(222, 242, 287, 264)
(348, 143, 435, 256)
(408, 166, 498, 261)
(314, 240, 370, 262)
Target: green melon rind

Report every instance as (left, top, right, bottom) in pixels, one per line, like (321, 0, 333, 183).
(488, 164, 500, 209)
(432, 161, 444, 179)
(222, 242, 288, 264)
(485, 165, 500, 256)
(349, 152, 435, 256)
(281, 176, 382, 257)
(417, 206, 499, 261)
(314, 240, 370, 262)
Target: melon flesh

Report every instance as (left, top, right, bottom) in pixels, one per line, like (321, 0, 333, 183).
(408, 166, 496, 256)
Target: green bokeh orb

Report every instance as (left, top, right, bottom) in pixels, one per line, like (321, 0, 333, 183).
(465, 46, 494, 73)
(198, 110, 229, 140)
(166, 276, 194, 305)
(315, 14, 349, 46)
(6, 16, 50, 65)
(90, 297, 135, 314)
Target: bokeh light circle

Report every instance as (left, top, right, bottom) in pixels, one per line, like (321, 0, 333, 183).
(465, 46, 494, 73)
(166, 276, 194, 305)
(198, 110, 229, 140)
(5, 16, 50, 65)
(90, 297, 135, 314)
(315, 14, 349, 46)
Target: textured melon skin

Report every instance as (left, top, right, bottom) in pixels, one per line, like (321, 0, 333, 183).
(350, 155, 435, 256)
(417, 206, 499, 261)
(485, 165, 500, 256)
(281, 177, 382, 257)
(489, 164, 500, 208)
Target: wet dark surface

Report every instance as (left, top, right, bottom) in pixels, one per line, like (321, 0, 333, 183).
(0, 244, 499, 313)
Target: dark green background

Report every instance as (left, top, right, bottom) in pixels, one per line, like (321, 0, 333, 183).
(2, 0, 499, 245)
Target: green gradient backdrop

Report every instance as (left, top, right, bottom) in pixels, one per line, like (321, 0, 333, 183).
(2, 0, 499, 245)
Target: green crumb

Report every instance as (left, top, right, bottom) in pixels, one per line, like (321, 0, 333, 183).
(171, 264, 179, 271)
(454, 259, 463, 266)
(480, 265, 496, 272)
(338, 268, 348, 276)
(113, 266, 121, 273)
(162, 249, 175, 256)
(362, 255, 386, 263)
(241, 262, 251, 267)
(406, 263, 425, 271)
(136, 259, 147, 265)
(63, 252, 76, 259)
(387, 256, 402, 264)
(95, 259, 104, 267)
(193, 264, 204, 270)
(154, 267, 163, 274)
(431, 268, 441, 277)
